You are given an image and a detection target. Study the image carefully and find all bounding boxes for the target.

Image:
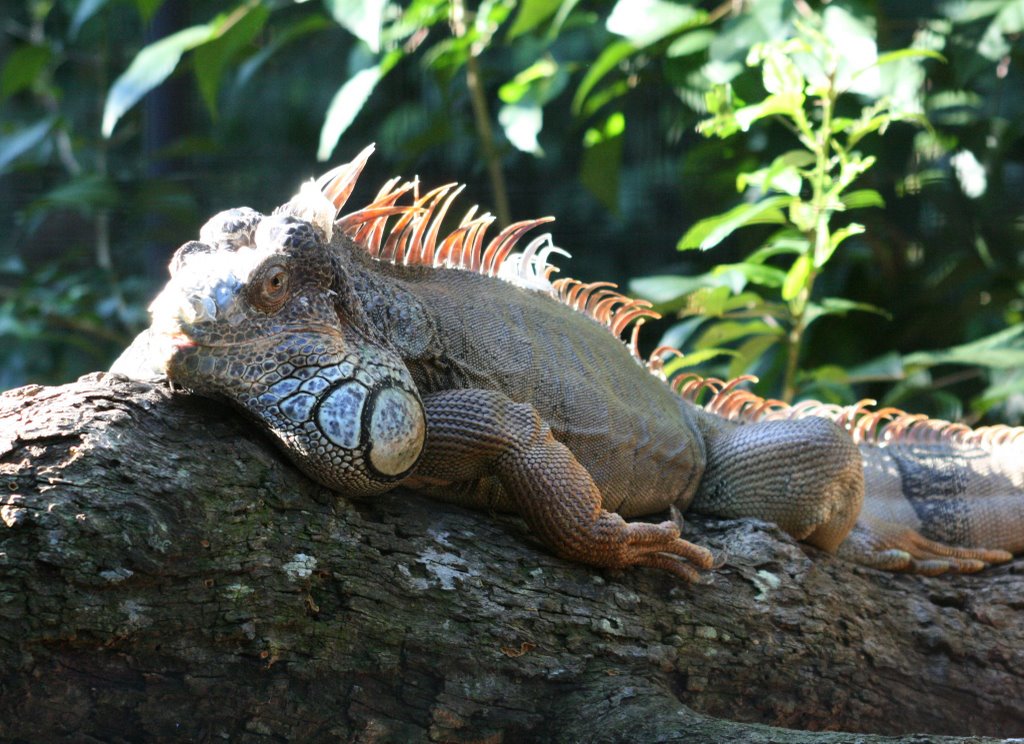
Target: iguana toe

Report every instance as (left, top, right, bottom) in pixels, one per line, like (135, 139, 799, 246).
(839, 517, 1013, 575)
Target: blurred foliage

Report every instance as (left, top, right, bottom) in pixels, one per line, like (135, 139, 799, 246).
(0, 0, 1022, 423)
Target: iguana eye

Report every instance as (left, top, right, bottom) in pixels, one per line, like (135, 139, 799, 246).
(251, 264, 290, 312)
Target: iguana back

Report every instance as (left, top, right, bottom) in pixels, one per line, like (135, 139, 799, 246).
(348, 251, 705, 517)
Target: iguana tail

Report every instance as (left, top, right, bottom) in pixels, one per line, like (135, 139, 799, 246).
(668, 372, 1022, 573)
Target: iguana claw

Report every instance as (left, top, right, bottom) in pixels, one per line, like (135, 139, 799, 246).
(838, 516, 1013, 575)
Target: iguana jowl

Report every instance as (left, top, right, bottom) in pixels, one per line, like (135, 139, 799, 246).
(113, 145, 1022, 580)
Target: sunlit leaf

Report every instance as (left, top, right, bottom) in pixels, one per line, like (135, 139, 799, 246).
(678, 195, 790, 251)
(193, 4, 269, 116)
(839, 189, 884, 210)
(317, 51, 400, 161)
(499, 104, 543, 155)
(499, 58, 565, 106)
(781, 253, 811, 302)
(606, 0, 705, 47)
(0, 117, 56, 173)
(760, 46, 804, 95)
(571, 40, 634, 115)
(819, 223, 864, 265)
(822, 5, 878, 95)
(103, 24, 216, 137)
(507, 0, 561, 39)
(733, 91, 804, 131)
(318, 67, 383, 162)
(324, 0, 387, 53)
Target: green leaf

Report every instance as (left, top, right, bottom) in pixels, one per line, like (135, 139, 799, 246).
(498, 103, 543, 155)
(844, 351, 906, 382)
(630, 274, 716, 307)
(571, 40, 634, 115)
(324, 0, 387, 53)
(663, 347, 738, 373)
(840, 189, 885, 210)
(606, 0, 705, 47)
(666, 29, 714, 58)
(1, 45, 51, 99)
(686, 285, 733, 317)
(760, 46, 804, 95)
(0, 117, 56, 173)
(803, 296, 890, 328)
(695, 320, 782, 349)
(822, 5, 878, 95)
(677, 195, 791, 251)
(733, 91, 805, 131)
(507, 0, 561, 39)
(193, 4, 269, 117)
(750, 229, 810, 261)
(870, 48, 946, 69)
(498, 58, 562, 105)
(781, 253, 811, 302)
(103, 24, 216, 137)
(736, 149, 814, 196)
(714, 261, 787, 289)
(234, 14, 333, 92)
(317, 53, 400, 161)
(819, 223, 864, 266)
(580, 112, 625, 211)
(729, 334, 780, 379)
(70, 0, 111, 38)
(26, 174, 119, 215)
(903, 325, 1024, 370)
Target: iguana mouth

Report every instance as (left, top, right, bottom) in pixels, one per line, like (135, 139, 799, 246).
(168, 323, 346, 351)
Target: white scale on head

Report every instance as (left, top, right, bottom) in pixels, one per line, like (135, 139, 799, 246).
(151, 247, 265, 328)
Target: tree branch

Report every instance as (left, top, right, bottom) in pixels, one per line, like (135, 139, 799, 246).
(1, 375, 1021, 741)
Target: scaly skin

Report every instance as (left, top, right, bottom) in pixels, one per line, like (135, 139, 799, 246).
(112, 148, 1019, 580)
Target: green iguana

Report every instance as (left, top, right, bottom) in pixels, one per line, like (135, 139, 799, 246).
(112, 145, 1023, 581)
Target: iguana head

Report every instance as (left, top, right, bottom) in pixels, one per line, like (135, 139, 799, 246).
(120, 146, 426, 496)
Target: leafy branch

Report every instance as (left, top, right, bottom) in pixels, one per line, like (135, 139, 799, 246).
(649, 8, 942, 401)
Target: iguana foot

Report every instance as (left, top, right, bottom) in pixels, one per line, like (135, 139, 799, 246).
(838, 517, 1013, 575)
(600, 517, 715, 582)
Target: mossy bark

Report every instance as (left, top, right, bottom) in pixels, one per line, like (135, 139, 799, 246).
(1, 375, 1022, 742)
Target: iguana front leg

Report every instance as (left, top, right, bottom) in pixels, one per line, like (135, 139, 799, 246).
(408, 388, 715, 580)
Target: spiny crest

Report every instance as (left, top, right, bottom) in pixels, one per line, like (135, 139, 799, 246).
(311, 149, 1023, 451)
(644, 347, 1024, 451)
(318, 148, 660, 359)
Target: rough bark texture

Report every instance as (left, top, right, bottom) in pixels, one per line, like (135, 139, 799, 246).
(1, 374, 1022, 743)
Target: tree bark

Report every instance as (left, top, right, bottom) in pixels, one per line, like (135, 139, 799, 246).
(1, 374, 1021, 742)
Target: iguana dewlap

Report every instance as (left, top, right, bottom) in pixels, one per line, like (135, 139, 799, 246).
(112, 146, 1021, 580)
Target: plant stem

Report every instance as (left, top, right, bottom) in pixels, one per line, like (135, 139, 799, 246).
(782, 78, 836, 402)
(450, 0, 511, 227)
